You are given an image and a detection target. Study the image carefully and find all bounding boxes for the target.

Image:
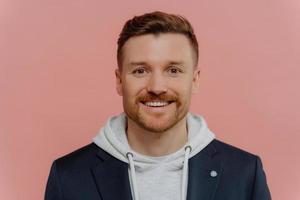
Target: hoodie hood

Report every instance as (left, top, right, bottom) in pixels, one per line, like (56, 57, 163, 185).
(93, 112, 215, 167)
(93, 112, 215, 200)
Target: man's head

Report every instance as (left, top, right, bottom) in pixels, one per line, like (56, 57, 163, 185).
(115, 11, 200, 133)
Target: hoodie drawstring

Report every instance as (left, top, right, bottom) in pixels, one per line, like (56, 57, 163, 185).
(127, 152, 139, 200)
(126, 145, 192, 200)
(181, 145, 192, 200)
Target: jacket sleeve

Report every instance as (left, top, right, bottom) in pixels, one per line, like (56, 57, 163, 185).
(45, 161, 64, 200)
(252, 156, 272, 200)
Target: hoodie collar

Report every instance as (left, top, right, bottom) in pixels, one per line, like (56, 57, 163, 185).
(93, 112, 215, 165)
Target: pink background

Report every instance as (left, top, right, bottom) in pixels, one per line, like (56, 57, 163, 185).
(1, 0, 300, 199)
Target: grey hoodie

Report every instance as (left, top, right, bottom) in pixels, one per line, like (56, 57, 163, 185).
(93, 112, 215, 200)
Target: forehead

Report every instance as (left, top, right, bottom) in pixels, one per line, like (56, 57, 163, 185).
(121, 33, 195, 66)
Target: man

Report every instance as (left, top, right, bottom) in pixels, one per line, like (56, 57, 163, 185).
(45, 11, 271, 200)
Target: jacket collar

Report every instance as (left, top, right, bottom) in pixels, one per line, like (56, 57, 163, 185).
(187, 140, 223, 200)
(91, 149, 133, 200)
(91, 140, 222, 200)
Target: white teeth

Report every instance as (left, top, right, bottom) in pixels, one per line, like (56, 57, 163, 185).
(144, 101, 169, 107)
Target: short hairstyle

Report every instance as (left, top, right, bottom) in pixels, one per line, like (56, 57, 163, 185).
(117, 11, 199, 69)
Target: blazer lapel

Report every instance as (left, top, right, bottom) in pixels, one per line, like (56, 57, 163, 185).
(91, 150, 132, 200)
(187, 142, 223, 200)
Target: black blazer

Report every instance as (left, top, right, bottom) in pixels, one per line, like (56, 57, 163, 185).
(45, 139, 271, 200)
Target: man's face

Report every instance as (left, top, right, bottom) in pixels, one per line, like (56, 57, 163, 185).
(116, 33, 200, 133)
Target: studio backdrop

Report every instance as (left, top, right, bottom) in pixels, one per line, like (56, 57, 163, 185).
(1, 0, 299, 199)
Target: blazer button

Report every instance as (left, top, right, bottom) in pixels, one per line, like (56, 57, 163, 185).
(210, 170, 218, 177)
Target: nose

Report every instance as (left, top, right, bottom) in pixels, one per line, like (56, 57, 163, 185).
(146, 72, 167, 95)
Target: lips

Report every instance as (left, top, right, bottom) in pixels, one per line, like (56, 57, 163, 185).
(137, 93, 178, 109)
(142, 101, 171, 107)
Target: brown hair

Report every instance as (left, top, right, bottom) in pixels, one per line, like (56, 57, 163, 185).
(117, 11, 199, 68)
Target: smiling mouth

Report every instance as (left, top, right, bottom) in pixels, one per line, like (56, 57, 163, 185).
(141, 101, 174, 107)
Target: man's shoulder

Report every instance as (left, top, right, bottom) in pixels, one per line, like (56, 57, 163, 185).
(56, 143, 98, 159)
(212, 139, 257, 157)
(209, 139, 260, 166)
(53, 143, 109, 170)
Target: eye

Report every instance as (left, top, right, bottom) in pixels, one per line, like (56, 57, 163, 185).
(167, 66, 182, 75)
(170, 68, 179, 73)
(132, 67, 148, 77)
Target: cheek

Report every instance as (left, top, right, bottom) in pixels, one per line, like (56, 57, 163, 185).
(122, 79, 146, 100)
(169, 78, 193, 96)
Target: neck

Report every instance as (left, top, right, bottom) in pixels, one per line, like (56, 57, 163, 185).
(126, 116, 188, 157)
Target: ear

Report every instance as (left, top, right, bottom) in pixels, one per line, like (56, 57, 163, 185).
(115, 69, 123, 96)
(192, 68, 200, 94)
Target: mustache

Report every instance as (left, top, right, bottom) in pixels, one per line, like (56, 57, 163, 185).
(137, 93, 178, 102)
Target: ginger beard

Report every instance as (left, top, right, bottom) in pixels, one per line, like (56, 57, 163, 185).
(123, 92, 189, 133)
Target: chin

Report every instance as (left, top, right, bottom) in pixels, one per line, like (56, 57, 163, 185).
(137, 112, 179, 133)
(140, 122, 174, 133)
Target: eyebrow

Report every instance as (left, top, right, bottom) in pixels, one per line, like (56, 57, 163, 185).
(129, 62, 148, 66)
(168, 61, 185, 65)
(129, 61, 185, 66)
